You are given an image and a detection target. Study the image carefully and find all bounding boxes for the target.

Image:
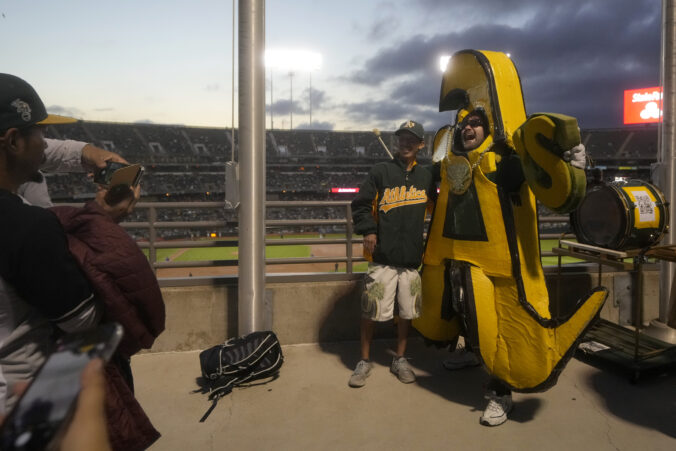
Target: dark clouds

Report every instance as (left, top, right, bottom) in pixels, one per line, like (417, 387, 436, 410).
(270, 99, 305, 115)
(270, 88, 328, 116)
(297, 120, 334, 130)
(345, 0, 660, 130)
(368, 16, 399, 41)
(304, 87, 327, 109)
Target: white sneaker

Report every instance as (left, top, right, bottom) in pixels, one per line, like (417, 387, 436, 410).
(480, 392, 513, 426)
(442, 346, 480, 370)
(348, 360, 373, 388)
(390, 356, 416, 384)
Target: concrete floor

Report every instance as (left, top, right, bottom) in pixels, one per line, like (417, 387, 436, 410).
(132, 338, 676, 451)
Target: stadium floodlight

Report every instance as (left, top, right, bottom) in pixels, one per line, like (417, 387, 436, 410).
(265, 49, 322, 72)
(265, 50, 323, 129)
(439, 55, 451, 72)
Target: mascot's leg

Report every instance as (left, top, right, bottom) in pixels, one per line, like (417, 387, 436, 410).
(413, 262, 461, 345)
(464, 264, 608, 392)
(458, 264, 501, 372)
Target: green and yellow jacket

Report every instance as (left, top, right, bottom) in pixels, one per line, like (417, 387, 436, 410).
(352, 157, 436, 269)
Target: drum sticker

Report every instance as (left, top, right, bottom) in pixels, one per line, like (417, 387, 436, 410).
(629, 190, 656, 225)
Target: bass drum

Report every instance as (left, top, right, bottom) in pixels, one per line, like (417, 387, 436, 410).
(571, 179, 669, 250)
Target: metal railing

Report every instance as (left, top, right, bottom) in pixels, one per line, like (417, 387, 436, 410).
(100, 200, 573, 274)
(117, 201, 359, 273)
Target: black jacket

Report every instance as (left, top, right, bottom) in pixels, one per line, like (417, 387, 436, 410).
(352, 158, 436, 268)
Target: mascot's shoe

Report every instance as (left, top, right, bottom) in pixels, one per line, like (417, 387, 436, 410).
(480, 392, 513, 427)
(390, 356, 416, 384)
(348, 360, 373, 388)
(442, 346, 480, 370)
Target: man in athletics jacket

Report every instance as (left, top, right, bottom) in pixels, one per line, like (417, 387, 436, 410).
(348, 120, 436, 388)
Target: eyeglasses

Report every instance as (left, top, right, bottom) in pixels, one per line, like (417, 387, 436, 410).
(464, 118, 484, 128)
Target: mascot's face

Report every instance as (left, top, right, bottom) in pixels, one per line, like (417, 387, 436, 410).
(460, 114, 486, 151)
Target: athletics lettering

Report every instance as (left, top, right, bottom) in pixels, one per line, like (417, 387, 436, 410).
(379, 186, 428, 213)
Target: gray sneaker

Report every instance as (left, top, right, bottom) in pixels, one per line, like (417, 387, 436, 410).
(348, 360, 373, 387)
(442, 346, 480, 370)
(390, 356, 416, 383)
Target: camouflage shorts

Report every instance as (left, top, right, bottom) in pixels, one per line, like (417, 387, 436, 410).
(361, 262, 421, 321)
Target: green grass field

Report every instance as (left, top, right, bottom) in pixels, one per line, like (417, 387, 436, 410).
(144, 237, 581, 268)
(147, 243, 310, 262)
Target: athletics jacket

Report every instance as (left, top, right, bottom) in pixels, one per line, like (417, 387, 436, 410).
(352, 157, 436, 269)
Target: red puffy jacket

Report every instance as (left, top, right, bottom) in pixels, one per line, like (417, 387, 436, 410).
(52, 201, 165, 451)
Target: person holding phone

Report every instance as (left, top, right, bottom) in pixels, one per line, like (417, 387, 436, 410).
(50, 178, 164, 450)
(58, 359, 112, 451)
(17, 138, 129, 208)
(0, 358, 113, 451)
(0, 74, 103, 413)
(1, 324, 122, 450)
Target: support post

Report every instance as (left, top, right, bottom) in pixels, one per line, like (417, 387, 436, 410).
(238, 0, 267, 334)
(658, 0, 676, 327)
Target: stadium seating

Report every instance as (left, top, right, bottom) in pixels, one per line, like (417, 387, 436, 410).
(42, 121, 658, 240)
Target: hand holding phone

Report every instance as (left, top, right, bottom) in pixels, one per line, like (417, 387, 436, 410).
(0, 323, 122, 451)
(57, 359, 111, 451)
(94, 161, 144, 188)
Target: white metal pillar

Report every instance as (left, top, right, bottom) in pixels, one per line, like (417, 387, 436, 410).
(238, 0, 267, 334)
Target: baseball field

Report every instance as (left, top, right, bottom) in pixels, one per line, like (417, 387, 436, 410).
(146, 236, 581, 277)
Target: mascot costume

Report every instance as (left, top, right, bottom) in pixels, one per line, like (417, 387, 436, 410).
(413, 49, 608, 391)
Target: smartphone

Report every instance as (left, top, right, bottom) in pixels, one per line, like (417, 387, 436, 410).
(0, 323, 123, 451)
(110, 164, 144, 188)
(93, 161, 128, 185)
(93, 162, 144, 188)
(130, 166, 145, 187)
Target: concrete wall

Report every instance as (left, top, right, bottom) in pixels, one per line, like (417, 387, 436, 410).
(149, 267, 662, 353)
(150, 284, 237, 352)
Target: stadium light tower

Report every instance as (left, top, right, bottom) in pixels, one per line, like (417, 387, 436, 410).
(306, 55, 322, 127)
(289, 71, 294, 129)
(265, 49, 322, 129)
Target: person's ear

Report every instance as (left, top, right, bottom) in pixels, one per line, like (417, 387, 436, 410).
(0, 128, 18, 148)
(1, 129, 22, 156)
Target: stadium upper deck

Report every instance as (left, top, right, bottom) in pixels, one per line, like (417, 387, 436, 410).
(43, 120, 659, 203)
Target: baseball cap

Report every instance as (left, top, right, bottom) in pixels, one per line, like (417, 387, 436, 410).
(395, 120, 424, 140)
(0, 73, 77, 132)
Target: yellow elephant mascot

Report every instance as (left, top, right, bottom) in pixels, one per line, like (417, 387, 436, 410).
(413, 49, 608, 392)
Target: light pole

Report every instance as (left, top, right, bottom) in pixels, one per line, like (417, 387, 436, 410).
(265, 49, 322, 130)
(289, 71, 294, 129)
(270, 68, 274, 129)
(307, 57, 321, 128)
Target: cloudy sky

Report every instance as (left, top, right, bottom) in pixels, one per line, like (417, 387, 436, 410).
(0, 0, 662, 132)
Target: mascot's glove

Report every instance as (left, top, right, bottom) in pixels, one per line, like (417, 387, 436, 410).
(562, 143, 586, 169)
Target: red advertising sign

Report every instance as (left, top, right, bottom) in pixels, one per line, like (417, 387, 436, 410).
(624, 87, 662, 124)
(331, 187, 440, 194)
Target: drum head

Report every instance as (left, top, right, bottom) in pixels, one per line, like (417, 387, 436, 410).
(573, 186, 627, 249)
